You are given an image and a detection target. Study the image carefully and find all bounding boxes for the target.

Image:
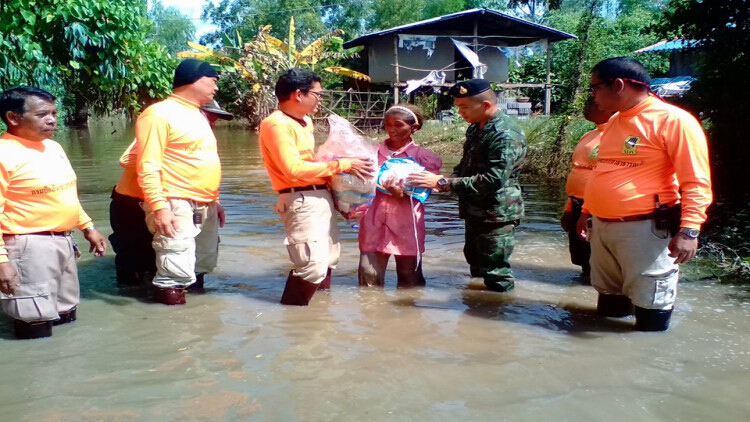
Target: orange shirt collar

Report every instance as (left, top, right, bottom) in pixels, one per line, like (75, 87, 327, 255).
(0, 131, 47, 148)
(595, 123, 608, 132)
(168, 94, 201, 109)
(619, 96, 658, 118)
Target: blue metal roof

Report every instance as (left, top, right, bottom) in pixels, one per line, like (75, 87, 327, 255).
(636, 39, 700, 53)
(343, 8, 577, 48)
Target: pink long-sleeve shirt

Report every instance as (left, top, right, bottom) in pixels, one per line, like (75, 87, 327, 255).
(358, 141, 442, 256)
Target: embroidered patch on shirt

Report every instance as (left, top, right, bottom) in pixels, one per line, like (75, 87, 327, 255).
(589, 145, 599, 159)
(621, 136, 640, 155)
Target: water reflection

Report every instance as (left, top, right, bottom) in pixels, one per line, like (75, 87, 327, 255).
(1, 119, 748, 420)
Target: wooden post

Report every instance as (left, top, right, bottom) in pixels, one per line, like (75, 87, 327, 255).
(544, 38, 552, 115)
(473, 18, 479, 78)
(393, 34, 400, 104)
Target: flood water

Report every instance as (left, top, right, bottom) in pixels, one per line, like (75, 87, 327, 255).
(2, 118, 749, 421)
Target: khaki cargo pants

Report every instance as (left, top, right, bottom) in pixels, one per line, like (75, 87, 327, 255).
(276, 189, 340, 284)
(143, 198, 220, 288)
(0, 233, 79, 322)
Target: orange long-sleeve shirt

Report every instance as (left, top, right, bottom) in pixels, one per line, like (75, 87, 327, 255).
(583, 96, 712, 229)
(0, 133, 93, 263)
(564, 124, 605, 211)
(258, 110, 352, 192)
(135, 94, 221, 211)
(114, 140, 143, 199)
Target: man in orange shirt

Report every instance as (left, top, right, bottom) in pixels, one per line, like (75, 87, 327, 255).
(577, 57, 712, 331)
(0, 86, 107, 339)
(110, 100, 233, 289)
(135, 59, 226, 305)
(259, 69, 374, 306)
(561, 98, 612, 280)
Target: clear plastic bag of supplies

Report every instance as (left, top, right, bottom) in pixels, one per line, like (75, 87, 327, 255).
(315, 114, 378, 225)
(376, 157, 432, 203)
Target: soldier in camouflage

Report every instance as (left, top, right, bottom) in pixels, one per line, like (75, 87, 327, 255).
(409, 79, 527, 292)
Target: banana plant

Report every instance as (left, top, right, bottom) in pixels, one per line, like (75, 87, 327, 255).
(178, 16, 369, 83)
(176, 17, 369, 129)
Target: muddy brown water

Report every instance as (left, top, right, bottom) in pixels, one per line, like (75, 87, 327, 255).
(1, 119, 748, 421)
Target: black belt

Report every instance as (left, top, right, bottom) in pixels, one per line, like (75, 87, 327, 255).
(277, 184, 328, 194)
(596, 213, 654, 223)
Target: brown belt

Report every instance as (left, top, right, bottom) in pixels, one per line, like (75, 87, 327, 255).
(277, 184, 328, 194)
(596, 213, 654, 223)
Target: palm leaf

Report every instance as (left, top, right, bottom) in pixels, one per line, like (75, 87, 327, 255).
(324, 66, 371, 81)
(176, 51, 214, 60)
(186, 41, 215, 54)
(298, 29, 345, 63)
(261, 34, 290, 55)
(222, 32, 233, 48)
(288, 16, 296, 63)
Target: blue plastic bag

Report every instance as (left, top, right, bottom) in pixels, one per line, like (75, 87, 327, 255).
(376, 157, 431, 203)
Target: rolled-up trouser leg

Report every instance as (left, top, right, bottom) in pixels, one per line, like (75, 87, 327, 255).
(0, 234, 78, 322)
(590, 218, 679, 311)
(464, 219, 517, 292)
(143, 199, 200, 288)
(358, 252, 389, 287)
(195, 202, 220, 275)
(278, 190, 339, 285)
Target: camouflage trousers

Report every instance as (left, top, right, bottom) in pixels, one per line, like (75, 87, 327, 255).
(464, 219, 519, 292)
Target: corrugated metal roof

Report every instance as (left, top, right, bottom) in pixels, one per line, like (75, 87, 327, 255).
(343, 8, 577, 48)
(635, 39, 700, 53)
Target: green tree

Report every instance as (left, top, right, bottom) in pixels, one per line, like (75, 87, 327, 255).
(201, 0, 332, 46)
(655, 0, 750, 199)
(369, 0, 427, 30)
(505, 1, 668, 176)
(0, 0, 175, 127)
(148, 0, 196, 55)
(507, 0, 562, 21)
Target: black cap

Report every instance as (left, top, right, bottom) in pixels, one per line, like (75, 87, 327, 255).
(173, 59, 219, 89)
(200, 100, 234, 121)
(449, 79, 491, 98)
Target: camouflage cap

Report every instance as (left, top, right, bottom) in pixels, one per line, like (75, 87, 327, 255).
(449, 79, 491, 98)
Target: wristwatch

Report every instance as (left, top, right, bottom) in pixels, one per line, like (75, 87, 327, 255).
(83, 226, 96, 234)
(678, 227, 700, 239)
(436, 178, 449, 192)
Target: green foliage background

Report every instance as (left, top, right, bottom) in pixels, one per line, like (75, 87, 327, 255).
(0, 0, 176, 125)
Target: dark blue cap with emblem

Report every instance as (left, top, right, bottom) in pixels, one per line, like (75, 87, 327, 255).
(449, 79, 491, 98)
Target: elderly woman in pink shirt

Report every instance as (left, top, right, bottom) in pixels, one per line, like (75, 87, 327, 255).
(358, 105, 442, 288)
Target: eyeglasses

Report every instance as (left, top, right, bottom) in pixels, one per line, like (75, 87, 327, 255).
(306, 90, 325, 100)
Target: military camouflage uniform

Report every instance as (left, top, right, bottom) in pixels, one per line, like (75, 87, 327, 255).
(448, 110, 527, 291)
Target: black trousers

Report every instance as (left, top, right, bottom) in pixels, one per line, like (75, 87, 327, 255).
(109, 187, 156, 279)
(562, 196, 591, 272)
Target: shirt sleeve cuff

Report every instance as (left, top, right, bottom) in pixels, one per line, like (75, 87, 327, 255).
(448, 177, 461, 192)
(0, 254, 8, 264)
(148, 199, 168, 212)
(336, 158, 352, 173)
(77, 222, 94, 231)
